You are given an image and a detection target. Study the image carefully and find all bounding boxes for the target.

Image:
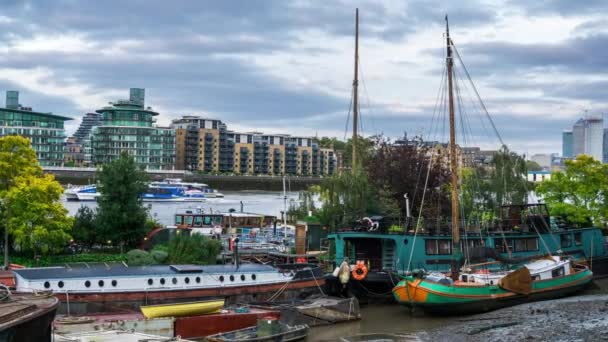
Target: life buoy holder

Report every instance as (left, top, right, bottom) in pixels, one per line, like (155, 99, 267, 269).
(351, 260, 368, 281)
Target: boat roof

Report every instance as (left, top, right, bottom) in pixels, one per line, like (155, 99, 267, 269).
(13, 264, 275, 280)
(176, 210, 273, 218)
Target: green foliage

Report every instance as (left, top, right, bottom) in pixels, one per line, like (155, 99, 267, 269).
(151, 249, 168, 263)
(460, 147, 529, 223)
(72, 206, 98, 247)
(311, 167, 378, 230)
(536, 155, 607, 227)
(526, 160, 543, 171)
(96, 152, 150, 249)
(0, 136, 73, 255)
(167, 233, 222, 265)
(127, 249, 155, 266)
(7, 253, 127, 267)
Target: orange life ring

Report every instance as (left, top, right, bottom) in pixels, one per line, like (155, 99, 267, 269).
(296, 257, 307, 264)
(351, 260, 368, 280)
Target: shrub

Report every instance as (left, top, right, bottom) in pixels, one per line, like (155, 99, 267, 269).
(167, 233, 222, 265)
(127, 249, 154, 266)
(151, 250, 168, 263)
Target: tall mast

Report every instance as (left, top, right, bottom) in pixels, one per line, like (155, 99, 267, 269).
(446, 16, 461, 270)
(352, 8, 359, 169)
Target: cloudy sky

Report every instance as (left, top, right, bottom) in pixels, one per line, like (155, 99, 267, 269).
(1, 0, 606, 155)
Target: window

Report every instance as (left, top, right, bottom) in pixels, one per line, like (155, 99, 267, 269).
(552, 266, 565, 278)
(186, 216, 193, 226)
(574, 232, 582, 246)
(425, 239, 452, 255)
(512, 238, 538, 252)
(175, 215, 183, 225)
(194, 216, 203, 227)
(561, 234, 572, 248)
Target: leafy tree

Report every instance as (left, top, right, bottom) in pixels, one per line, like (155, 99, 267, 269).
(536, 155, 608, 227)
(460, 147, 529, 223)
(0, 136, 72, 258)
(311, 167, 378, 230)
(526, 160, 543, 171)
(364, 136, 451, 222)
(96, 152, 149, 249)
(72, 206, 98, 247)
(167, 233, 222, 265)
(6, 174, 73, 254)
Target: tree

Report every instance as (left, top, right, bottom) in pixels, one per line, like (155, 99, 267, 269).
(364, 136, 452, 223)
(6, 175, 73, 254)
(526, 160, 543, 171)
(460, 147, 529, 224)
(536, 155, 608, 227)
(72, 206, 98, 247)
(0, 136, 72, 258)
(96, 152, 150, 249)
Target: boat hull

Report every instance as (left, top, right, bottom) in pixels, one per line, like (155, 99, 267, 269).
(393, 268, 593, 315)
(141, 299, 224, 318)
(0, 296, 59, 342)
(325, 272, 397, 303)
(53, 277, 324, 314)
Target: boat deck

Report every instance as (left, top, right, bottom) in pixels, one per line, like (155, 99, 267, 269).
(0, 294, 58, 330)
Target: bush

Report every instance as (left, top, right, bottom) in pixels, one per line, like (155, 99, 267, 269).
(151, 250, 168, 263)
(127, 249, 154, 266)
(167, 233, 222, 265)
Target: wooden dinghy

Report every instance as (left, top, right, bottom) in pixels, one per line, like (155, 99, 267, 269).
(141, 299, 224, 318)
(205, 320, 308, 342)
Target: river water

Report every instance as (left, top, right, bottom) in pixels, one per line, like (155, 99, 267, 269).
(63, 190, 301, 225)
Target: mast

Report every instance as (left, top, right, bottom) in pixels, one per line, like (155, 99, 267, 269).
(352, 8, 359, 169)
(283, 175, 287, 239)
(446, 16, 461, 275)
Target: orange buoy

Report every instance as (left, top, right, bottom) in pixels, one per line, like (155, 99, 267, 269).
(296, 257, 307, 264)
(351, 260, 368, 280)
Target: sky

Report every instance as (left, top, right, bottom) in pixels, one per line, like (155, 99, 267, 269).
(1, 0, 606, 156)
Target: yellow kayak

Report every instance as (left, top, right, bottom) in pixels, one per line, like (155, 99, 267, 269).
(140, 299, 225, 318)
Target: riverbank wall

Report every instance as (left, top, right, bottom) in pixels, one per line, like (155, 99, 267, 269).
(45, 167, 322, 191)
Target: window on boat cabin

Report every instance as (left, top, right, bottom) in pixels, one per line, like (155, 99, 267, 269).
(513, 238, 539, 252)
(194, 216, 203, 227)
(552, 266, 565, 278)
(560, 234, 572, 248)
(186, 216, 194, 226)
(574, 232, 582, 246)
(496, 239, 513, 253)
(175, 215, 183, 225)
(425, 239, 452, 255)
(203, 216, 213, 225)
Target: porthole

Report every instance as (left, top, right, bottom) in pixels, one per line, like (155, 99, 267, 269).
(85, 281, 91, 288)
(172, 278, 178, 285)
(185, 277, 190, 284)
(148, 278, 153, 286)
(230, 275, 235, 282)
(98, 280, 105, 287)
(58, 281, 64, 288)
(219, 276, 224, 282)
(240, 274, 246, 281)
(403, 239, 409, 245)
(160, 278, 166, 285)
(111, 280, 117, 287)
(196, 277, 201, 283)
(251, 274, 256, 281)
(490, 281, 494, 285)
(44, 281, 50, 289)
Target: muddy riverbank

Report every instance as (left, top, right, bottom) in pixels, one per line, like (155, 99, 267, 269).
(419, 294, 608, 342)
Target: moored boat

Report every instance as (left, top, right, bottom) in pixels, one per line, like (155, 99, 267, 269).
(205, 320, 308, 342)
(54, 307, 282, 339)
(12, 263, 325, 314)
(141, 299, 225, 318)
(392, 256, 593, 314)
(0, 291, 59, 342)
